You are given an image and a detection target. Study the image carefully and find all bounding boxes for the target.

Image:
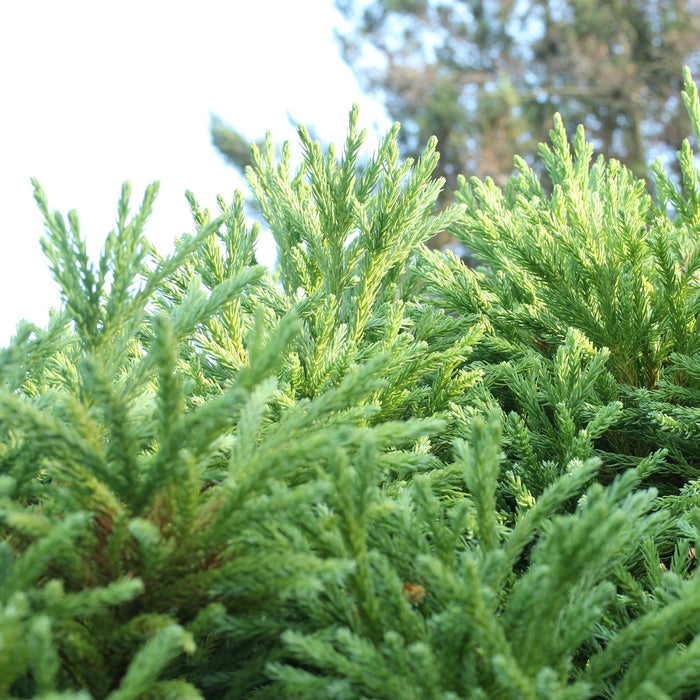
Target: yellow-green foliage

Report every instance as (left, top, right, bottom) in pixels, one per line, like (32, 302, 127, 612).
(3, 74, 700, 699)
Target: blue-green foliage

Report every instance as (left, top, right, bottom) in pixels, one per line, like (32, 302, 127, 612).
(2, 75, 700, 699)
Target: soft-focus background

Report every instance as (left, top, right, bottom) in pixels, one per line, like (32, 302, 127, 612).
(3, 0, 699, 344)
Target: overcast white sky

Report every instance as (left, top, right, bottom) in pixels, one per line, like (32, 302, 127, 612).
(0, 0, 390, 344)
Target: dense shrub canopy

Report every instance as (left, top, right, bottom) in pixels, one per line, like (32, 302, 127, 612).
(2, 70, 700, 700)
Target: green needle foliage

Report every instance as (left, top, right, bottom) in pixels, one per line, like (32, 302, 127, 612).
(3, 75, 700, 698)
(420, 67, 700, 493)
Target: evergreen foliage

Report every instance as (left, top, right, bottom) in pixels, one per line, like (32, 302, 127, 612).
(4, 71, 700, 699)
(421, 68, 700, 487)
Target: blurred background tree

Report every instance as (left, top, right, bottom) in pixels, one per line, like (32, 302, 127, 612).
(335, 0, 700, 189)
(210, 114, 259, 173)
